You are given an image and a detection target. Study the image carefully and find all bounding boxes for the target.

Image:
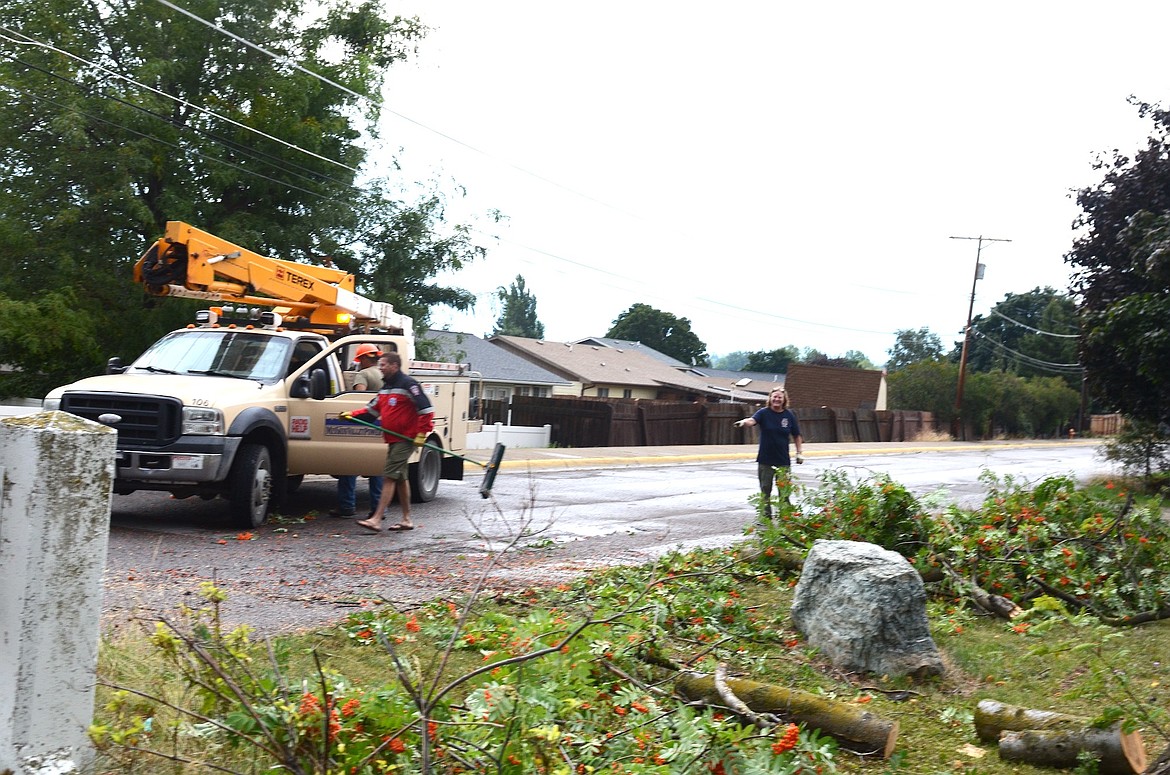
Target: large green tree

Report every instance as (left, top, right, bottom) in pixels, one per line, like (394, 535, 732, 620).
(492, 274, 545, 338)
(743, 346, 800, 373)
(0, 0, 481, 397)
(887, 327, 944, 372)
(960, 288, 1081, 390)
(605, 303, 709, 366)
(1067, 100, 1170, 424)
(799, 348, 875, 370)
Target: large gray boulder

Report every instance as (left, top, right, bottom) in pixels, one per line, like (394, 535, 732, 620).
(790, 539, 944, 680)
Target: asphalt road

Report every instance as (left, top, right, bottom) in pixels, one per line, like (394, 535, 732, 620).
(101, 440, 1115, 635)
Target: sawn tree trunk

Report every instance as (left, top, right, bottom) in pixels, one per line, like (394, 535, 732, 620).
(974, 699, 1146, 775)
(675, 672, 898, 758)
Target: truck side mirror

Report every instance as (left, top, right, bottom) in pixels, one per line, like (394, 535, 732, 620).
(106, 357, 125, 375)
(309, 367, 329, 400)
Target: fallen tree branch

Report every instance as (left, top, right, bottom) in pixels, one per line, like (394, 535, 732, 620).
(939, 560, 1022, 619)
(713, 662, 776, 730)
(675, 672, 898, 757)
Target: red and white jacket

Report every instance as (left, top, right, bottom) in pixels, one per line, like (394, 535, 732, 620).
(351, 370, 434, 443)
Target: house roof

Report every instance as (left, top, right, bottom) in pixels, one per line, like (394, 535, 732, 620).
(420, 329, 569, 386)
(687, 367, 785, 395)
(783, 363, 885, 409)
(491, 335, 764, 401)
(572, 337, 689, 367)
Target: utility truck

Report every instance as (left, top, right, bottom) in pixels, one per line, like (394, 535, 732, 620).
(43, 222, 478, 527)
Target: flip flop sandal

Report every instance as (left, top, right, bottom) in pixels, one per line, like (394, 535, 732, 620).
(356, 520, 381, 533)
(387, 523, 415, 531)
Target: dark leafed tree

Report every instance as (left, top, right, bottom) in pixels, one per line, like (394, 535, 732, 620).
(1067, 98, 1170, 424)
(711, 351, 750, 370)
(606, 303, 709, 367)
(0, 0, 482, 396)
(959, 288, 1081, 390)
(744, 346, 800, 373)
(800, 348, 875, 370)
(492, 275, 545, 338)
(887, 327, 944, 372)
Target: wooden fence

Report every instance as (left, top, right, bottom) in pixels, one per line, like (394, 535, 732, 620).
(482, 396, 941, 447)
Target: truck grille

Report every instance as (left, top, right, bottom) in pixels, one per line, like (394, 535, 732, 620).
(60, 393, 183, 446)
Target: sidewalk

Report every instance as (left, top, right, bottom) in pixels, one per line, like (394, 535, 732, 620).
(465, 438, 1101, 470)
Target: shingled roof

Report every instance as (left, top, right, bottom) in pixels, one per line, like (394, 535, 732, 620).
(421, 329, 568, 386)
(783, 363, 887, 410)
(490, 335, 763, 402)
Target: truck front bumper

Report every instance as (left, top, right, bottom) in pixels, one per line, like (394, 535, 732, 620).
(116, 436, 240, 486)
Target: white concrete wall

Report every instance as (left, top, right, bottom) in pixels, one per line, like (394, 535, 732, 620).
(0, 411, 116, 774)
(466, 423, 551, 450)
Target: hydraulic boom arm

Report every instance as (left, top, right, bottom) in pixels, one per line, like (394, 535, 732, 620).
(134, 221, 412, 337)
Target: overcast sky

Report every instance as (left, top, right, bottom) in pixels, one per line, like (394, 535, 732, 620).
(372, 1, 1170, 365)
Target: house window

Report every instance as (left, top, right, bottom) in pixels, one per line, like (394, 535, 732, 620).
(597, 387, 610, 398)
(622, 388, 632, 398)
(535, 387, 549, 397)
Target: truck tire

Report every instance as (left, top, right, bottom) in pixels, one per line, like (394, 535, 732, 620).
(409, 443, 441, 502)
(228, 443, 272, 528)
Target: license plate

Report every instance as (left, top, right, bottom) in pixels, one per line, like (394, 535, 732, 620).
(172, 455, 204, 470)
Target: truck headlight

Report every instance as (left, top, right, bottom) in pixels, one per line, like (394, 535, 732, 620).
(182, 406, 224, 435)
(42, 398, 61, 412)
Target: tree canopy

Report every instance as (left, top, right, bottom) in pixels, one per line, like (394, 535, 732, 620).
(887, 327, 944, 372)
(960, 288, 1081, 391)
(743, 346, 800, 373)
(605, 303, 709, 366)
(1067, 100, 1170, 424)
(800, 348, 875, 370)
(491, 275, 545, 338)
(0, 0, 483, 397)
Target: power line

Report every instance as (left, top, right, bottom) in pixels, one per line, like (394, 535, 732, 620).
(989, 308, 1079, 338)
(0, 25, 359, 174)
(0, 51, 355, 199)
(971, 330, 1083, 373)
(150, 0, 644, 221)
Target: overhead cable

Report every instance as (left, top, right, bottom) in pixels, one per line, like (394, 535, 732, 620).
(0, 25, 360, 174)
(151, 0, 640, 219)
(971, 330, 1083, 373)
(989, 308, 1079, 338)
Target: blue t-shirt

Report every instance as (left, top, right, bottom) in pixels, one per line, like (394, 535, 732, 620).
(752, 407, 801, 467)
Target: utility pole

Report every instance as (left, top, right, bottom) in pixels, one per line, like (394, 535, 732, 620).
(950, 235, 1010, 440)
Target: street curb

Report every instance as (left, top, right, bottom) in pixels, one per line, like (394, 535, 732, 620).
(494, 439, 1100, 471)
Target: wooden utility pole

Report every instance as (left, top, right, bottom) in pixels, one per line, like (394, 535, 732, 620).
(950, 235, 1010, 440)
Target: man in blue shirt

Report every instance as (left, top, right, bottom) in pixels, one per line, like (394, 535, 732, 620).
(735, 387, 804, 518)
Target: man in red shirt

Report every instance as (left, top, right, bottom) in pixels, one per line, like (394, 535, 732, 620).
(345, 352, 434, 532)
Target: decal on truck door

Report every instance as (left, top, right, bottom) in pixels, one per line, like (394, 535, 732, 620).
(325, 416, 381, 438)
(290, 416, 311, 439)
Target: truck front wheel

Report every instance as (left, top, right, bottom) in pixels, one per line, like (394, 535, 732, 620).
(228, 443, 272, 528)
(409, 443, 441, 502)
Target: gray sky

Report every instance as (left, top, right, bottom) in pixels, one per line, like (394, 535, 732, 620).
(374, 1, 1170, 364)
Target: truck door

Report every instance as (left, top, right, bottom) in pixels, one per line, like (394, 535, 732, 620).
(285, 342, 386, 477)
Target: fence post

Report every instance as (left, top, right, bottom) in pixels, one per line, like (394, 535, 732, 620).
(0, 412, 115, 774)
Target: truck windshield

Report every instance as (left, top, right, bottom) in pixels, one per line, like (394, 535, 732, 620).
(131, 331, 293, 383)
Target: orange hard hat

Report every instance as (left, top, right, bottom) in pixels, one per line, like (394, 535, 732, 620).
(353, 343, 382, 362)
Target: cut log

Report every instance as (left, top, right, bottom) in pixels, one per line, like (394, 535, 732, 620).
(675, 672, 898, 757)
(975, 700, 1146, 775)
(974, 699, 1092, 741)
(998, 728, 1146, 775)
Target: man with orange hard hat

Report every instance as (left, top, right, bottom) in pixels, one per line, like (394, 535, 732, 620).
(331, 343, 384, 518)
